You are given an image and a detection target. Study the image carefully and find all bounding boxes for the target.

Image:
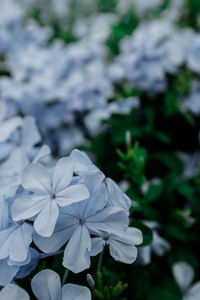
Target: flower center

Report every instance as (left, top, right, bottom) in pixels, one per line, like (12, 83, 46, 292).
(78, 218, 85, 225)
(50, 193, 56, 200)
(102, 233, 109, 241)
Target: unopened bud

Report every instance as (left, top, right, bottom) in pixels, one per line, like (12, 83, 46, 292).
(125, 131, 131, 148)
(86, 274, 95, 290)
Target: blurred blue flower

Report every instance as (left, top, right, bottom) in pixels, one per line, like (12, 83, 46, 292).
(173, 262, 200, 300)
(119, 21, 185, 94)
(137, 221, 170, 265)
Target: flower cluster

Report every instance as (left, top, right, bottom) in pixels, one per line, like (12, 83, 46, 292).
(0, 136, 142, 295)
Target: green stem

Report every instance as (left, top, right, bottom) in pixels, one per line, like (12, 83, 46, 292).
(97, 251, 104, 272)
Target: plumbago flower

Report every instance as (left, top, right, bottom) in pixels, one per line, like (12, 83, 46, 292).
(0, 147, 142, 287)
(0, 100, 22, 145)
(118, 20, 185, 94)
(90, 227, 142, 264)
(0, 100, 23, 160)
(0, 269, 91, 300)
(31, 269, 91, 300)
(69, 149, 131, 213)
(137, 221, 170, 265)
(34, 171, 142, 273)
(172, 262, 200, 300)
(0, 113, 47, 199)
(0, 196, 33, 286)
(11, 156, 89, 237)
(0, 144, 51, 199)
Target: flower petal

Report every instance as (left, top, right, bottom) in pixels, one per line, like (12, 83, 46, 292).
(137, 246, 151, 265)
(110, 227, 143, 246)
(105, 178, 131, 212)
(62, 284, 91, 300)
(33, 145, 51, 163)
(33, 217, 78, 253)
(70, 149, 99, 175)
(152, 232, 170, 256)
(34, 201, 59, 237)
(0, 259, 19, 286)
(90, 238, 105, 256)
(0, 223, 33, 262)
(87, 207, 129, 235)
(172, 262, 194, 293)
(0, 284, 29, 300)
(0, 196, 8, 230)
(16, 248, 40, 279)
(12, 194, 49, 221)
(184, 282, 200, 300)
(52, 157, 74, 193)
(0, 116, 22, 142)
(22, 163, 51, 194)
(109, 240, 138, 264)
(78, 173, 107, 219)
(9, 223, 33, 262)
(31, 269, 61, 300)
(63, 225, 91, 273)
(22, 116, 41, 150)
(56, 184, 89, 207)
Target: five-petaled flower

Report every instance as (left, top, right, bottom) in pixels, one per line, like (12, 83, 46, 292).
(12, 157, 89, 237)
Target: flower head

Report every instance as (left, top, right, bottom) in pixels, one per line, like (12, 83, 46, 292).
(12, 157, 89, 237)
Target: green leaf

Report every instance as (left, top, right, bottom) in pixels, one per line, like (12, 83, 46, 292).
(150, 152, 183, 176)
(145, 183, 163, 202)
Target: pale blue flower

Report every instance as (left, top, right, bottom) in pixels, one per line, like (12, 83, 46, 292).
(119, 21, 184, 94)
(186, 32, 200, 74)
(85, 97, 140, 134)
(0, 245, 34, 286)
(31, 269, 91, 300)
(16, 248, 40, 279)
(137, 221, 170, 265)
(12, 157, 89, 237)
(33, 173, 129, 273)
(0, 197, 32, 269)
(90, 227, 143, 264)
(0, 199, 33, 264)
(181, 81, 200, 116)
(178, 152, 200, 179)
(0, 101, 22, 145)
(0, 259, 20, 286)
(173, 262, 200, 300)
(0, 144, 50, 199)
(70, 149, 131, 212)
